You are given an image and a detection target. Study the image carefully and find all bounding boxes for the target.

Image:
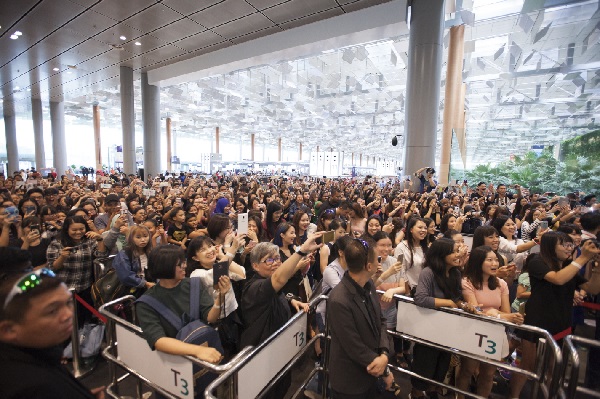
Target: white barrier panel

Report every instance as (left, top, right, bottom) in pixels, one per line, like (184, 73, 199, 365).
(396, 300, 506, 360)
(116, 325, 195, 398)
(237, 313, 308, 399)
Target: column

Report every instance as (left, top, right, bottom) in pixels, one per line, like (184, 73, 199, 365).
(49, 101, 67, 176)
(403, 0, 445, 181)
(439, 25, 465, 184)
(298, 142, 302, 161)
(31, 98, 46, 169)
(251, 133, 255, 161)
(141, 72, 161, 178)
(215, 127, 220, 154)
(166, 117, 172, 171)
(3, 100, 18, 174)
(278, 137, 282, 162)
(360, 153, 362, 166)
(120, 66, 136, 175)
(93, 103, 102, 172)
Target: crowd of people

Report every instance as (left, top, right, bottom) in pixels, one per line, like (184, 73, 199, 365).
(0, 166, 599, 399)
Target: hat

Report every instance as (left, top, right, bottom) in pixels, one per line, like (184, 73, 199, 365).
(105, 194, 120, 204)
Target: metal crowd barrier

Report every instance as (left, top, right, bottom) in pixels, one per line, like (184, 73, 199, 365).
(66, 256, 116, 379)
(99, 296, 253, 399)
(382, 292, 563, 399)
(206, 295, 329, 399)
(561, 335, 600, 399)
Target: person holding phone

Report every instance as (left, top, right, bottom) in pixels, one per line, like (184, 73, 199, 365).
(186, 236, 246, 356)
(46, 216, 107, 326)
(19, 217, 51, 269)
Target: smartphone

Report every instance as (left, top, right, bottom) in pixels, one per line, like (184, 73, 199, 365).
(539, 221, 548, 230)
(120, 202, 128, 215)
(5, 206, 18, 217)
(518, 302, 526, 315)
(237, 213, 249, 235)
(322, 230, 335, 245)
(557, 197, 569, 207)
(30, 223, 40, 235)
(397, 252, 404, 264)
(213, 260, 229, 286)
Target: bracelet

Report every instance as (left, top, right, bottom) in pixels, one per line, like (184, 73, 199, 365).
(571, 261, 583, 270)
(225, 252, 234, 258)
(213, 303, 222, 308)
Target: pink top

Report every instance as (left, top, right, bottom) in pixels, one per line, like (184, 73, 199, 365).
(461, 277, 508, 313)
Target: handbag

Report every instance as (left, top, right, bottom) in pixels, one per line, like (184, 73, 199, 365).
(91, 268, 129, 308)
(63, 323, 105, 359)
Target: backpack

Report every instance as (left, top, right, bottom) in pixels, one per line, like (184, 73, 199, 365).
(136, 278, 224, 396)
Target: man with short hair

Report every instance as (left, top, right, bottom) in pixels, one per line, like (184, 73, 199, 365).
(327, 238, 393, 398)
(0, 248, 104, 398)
(470, 181, 487, 200)
(44, 187, 60, 208)
(414, 167, 436, 193)
(94, 194, 120, 232)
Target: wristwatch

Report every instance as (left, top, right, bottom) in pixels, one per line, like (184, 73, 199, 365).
(285, 293, 300, 302)
(295, 247, 309, 257)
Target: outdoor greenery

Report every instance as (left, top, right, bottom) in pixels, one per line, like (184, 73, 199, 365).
(463, 131, 600, 195)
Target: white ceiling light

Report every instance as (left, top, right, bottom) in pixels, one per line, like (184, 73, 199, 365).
(15, 31, 22, 36)
(119, 35, 126, 40)
(53, 67, 59, 71)
(135, 41, 141, 46)
(10, 34, 18, 40)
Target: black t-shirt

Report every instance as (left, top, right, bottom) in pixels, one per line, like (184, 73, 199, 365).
(240, 274, 291, 348)
(18, 238, 51, 268)
(279, 248, 303, 297)
(524, 255, 586, 335)
(167, 224, 192, 242)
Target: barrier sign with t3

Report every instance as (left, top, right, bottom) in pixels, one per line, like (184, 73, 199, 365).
(396, 300, 506, 360)
(116, 325, 195, 397)
(237, 313, 308, 399)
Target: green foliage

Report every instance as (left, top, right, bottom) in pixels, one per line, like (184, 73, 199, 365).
(464, 147, 599, 194)
(561, 130, 600, 161)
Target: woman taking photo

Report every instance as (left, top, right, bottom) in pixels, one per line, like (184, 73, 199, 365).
(411, 238, 476, 399)
(47, 215, 107, 325)
(510, 233, 600, 398)
(457, 246, 524, 398)
(264, 201, 284, 241)
(186, 236, 246, 355)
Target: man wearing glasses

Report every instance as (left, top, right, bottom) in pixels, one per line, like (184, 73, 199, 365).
(240, 233, 323, 399)
(327, 238, 393, 399)
(0, 247, 104, 398)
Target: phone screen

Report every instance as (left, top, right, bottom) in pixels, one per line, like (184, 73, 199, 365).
(237, 213, 248, 235)
(322, 230, 335, 245)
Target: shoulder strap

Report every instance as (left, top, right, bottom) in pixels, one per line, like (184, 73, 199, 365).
(189, 277, 201, 321)
(136, 295, 183, 330)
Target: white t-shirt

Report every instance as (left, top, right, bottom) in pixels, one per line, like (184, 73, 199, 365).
(190, 262, 245, 318)
(394, 241, 426, 289)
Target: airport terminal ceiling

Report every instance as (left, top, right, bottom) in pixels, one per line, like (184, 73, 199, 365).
(1, 0, 599, 167)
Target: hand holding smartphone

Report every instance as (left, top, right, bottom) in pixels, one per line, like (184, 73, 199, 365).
(213, 261, 229, 287)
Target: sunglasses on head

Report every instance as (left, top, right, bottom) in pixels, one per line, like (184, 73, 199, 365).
(3, 268, 56, 310)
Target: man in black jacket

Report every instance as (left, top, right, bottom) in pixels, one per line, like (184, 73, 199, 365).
(0, 249, 103, 399)
(327, 238, 393, 399)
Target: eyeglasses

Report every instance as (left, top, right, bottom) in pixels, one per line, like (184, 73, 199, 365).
(562, 243, 575, 250)
(3, 268, 56, 310)
(261, 256, 281, 265)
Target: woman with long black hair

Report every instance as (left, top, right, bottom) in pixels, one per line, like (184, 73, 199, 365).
(510, 233, 600, 398)
(410, 238, 477, 399)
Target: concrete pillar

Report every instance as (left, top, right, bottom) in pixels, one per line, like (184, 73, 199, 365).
(360, 153, 362, 166)
(439, 25, 465, 184)
(251, 133, 255, 161)
(299, 142, 302, 161)
(141, 72, 161, 178)
(49, 101, 67, 176)
(278, 137, 282, 162)
(215, 127, 220, 154)
(166, 117, 172, 171)
(93, 104, 102, 172)
(31, 98, 46, 169)
(403, 0, 445, 180)
(120, 66, 136, 175)
(3, 100, 19, 174)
